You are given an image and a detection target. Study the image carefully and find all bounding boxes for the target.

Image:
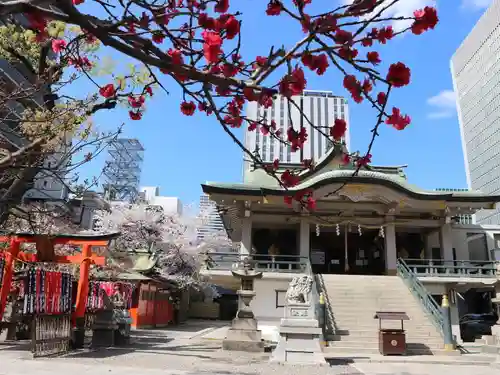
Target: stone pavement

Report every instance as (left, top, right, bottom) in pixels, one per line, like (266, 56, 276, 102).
(351, 362, 500, 375)
(0, 320, 498, 375)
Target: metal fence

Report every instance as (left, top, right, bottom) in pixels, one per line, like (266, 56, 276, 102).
(203, 252, 309, 273)
(403, 258, 498, 278)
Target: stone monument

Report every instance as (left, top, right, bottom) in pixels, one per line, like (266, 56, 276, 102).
(270, 275, 327, 365)
(222, 257, 264, 352)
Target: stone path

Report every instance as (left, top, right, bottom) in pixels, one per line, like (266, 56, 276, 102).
(0, 320, 498, 375)
(351, 362, 500, 375)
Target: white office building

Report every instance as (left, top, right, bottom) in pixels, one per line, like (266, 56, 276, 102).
(243, 90, 350, 177)
(139, 186, 183, 215)
(451, 0, 500, 224)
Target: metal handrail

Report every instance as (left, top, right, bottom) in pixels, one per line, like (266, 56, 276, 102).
(314, 273, 336, 338)
(202, 251, 310, 273)
(403, 258, 498, 278)
(397, 258, 447, 339)
(304, 259, 321, 322)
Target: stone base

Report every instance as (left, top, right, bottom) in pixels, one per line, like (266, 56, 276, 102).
(222, 339, 264, 352)
(386, 269, 397, 276)
(222, 318, 264, 352)
(92, 329, 115, 348)
(482, 335, 500, 355)
(271, 319, 327, 365)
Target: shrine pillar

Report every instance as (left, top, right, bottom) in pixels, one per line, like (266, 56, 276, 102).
(73, 243, 92, 348)
(439, 221, 454, 262)
(384, 223, 397, 276)
(299, 219, 310, 259)
(0, 238, 20, 321)
(74, 243, 92, 319)
(240, 217, 252, 257)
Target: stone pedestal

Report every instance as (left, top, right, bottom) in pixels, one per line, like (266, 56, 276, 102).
(270, 301, 326, 365)
(222, 317, 264, 352)
(91, 310, 118, 348)
(222, 262, 264, 353)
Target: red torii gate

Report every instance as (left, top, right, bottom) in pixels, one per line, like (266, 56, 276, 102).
(0, 232, 119, 322)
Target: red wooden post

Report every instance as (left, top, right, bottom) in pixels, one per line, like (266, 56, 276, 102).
(74, 243, 92, 320)
(0, 238, 21, 321)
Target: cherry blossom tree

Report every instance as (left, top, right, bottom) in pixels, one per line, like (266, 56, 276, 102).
(94, 203, 232, 288)
(0, 16, 123, 223)
(0, 0, 439, 211)
(1, 201, 79, 235)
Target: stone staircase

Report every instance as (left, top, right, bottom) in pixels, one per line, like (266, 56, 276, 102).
(319, 274, 455, 356)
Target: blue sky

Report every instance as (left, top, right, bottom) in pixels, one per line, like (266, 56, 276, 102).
(75, 0, 493, 205)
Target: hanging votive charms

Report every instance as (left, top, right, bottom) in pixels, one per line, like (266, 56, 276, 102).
(358, 224, 362, 236)
(315, 224, 320, 237)
(336, 224, 340, 236)
(379, 226, 385, 238)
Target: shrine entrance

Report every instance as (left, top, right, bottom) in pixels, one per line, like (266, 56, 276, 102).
(310, 225, 386, 275)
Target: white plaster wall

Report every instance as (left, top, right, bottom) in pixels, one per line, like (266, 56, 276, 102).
(420, 282, 447, 295)
(426, 226, 500, 261)
(251, 276, 294, 320)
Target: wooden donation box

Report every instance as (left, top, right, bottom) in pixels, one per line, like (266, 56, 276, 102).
(374, 311, 410, 356)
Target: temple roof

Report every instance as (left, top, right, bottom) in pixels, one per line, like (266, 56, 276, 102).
(202, 145, 500, 204)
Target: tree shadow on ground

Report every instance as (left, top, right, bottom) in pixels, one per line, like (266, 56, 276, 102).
(0, 340, 31, 352)
(60, 333, 223, 360)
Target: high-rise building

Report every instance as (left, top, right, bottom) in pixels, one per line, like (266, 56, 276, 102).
(451, 0, 500, 224)
(198, 193, 228, 241)
(102, 138, 144, 203)
(0, 16, 69, 203)
(243, 90, 350, 175)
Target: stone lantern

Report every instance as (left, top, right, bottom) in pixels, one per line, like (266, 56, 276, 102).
(222, 257, 264, 352)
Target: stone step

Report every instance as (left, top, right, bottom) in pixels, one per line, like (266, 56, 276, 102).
(330, 335, 444, 344)
(324, 286, 408, 290)
(322, 345, 457, 356)
(325, 289, 410, 294)
(329, 328, 441, 337)
(329, 319, 436, 332)
(331, 318, 432, 324)
(330, 318, 432, 324)
(321, 275, 399, 280)
(323, 282, 406, 286)
(326, 297, 418, 303)
(330, 314, 429, 320)
(327, 297, 418, 303)
(328, 302, 418, 307)
(330, 328, 439, 335)
(327, 304, 425, 317)
(327, 340, 445, 350)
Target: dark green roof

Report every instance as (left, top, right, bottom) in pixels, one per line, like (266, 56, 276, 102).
(202, 169, 500, 203)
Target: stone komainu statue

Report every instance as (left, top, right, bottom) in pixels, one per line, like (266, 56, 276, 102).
(285, 275, 313, 305)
